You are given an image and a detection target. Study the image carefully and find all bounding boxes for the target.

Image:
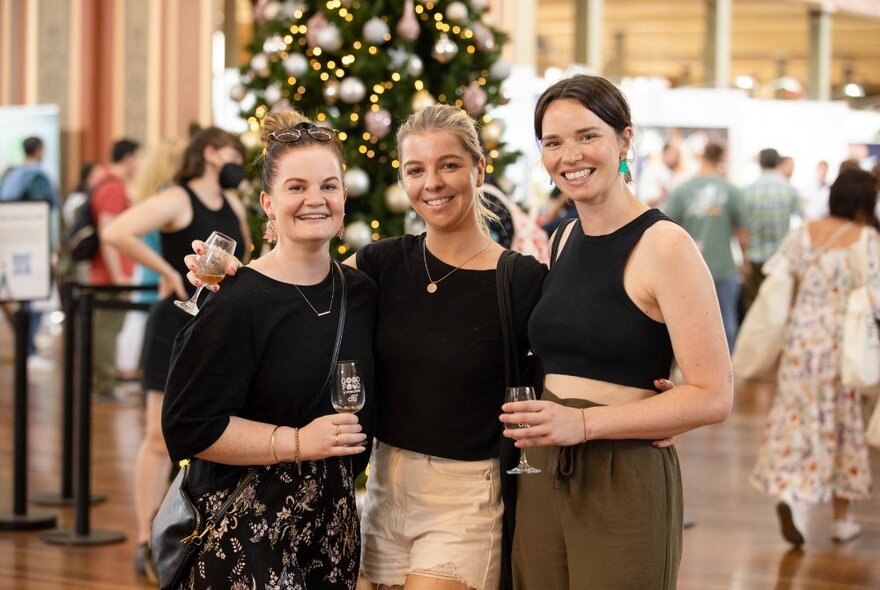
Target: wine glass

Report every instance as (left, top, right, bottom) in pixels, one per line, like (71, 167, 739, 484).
(174, 231, 237, 316)
(332, 360, 365, 414)
(504, 386, 541, 475)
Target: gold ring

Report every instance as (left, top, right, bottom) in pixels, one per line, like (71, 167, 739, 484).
(336, 425, 341, 436)
(335, 434, 339, 446)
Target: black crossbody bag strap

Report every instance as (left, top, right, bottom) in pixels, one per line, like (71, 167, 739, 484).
(301, 260, 348, 417)
(496, 250, 518, 387)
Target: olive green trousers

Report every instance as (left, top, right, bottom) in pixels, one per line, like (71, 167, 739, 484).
(512, 390, 683, 590)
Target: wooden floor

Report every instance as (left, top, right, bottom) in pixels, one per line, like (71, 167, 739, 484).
(0, 321, 878, 589)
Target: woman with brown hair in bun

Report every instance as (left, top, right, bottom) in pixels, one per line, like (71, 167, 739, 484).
(160, 110, 377, 588)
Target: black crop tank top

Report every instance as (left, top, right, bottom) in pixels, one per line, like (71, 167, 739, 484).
(528, 209, 673, 391)
(161, 184, 246, 297)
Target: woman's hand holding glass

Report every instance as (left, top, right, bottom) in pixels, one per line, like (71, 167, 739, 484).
(184, 238, 243, 293)
(298, 414, 367, 460)
(500, 378, 677, 448)
(175, 231, 237, 315)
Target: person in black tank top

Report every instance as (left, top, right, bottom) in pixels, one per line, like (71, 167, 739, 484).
(102, 127, 250, 580)
(500, 76, 734, 589)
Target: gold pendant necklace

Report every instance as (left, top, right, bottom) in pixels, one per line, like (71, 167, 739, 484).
(423, 237, 491, 294)
(293, 267, 335, 317)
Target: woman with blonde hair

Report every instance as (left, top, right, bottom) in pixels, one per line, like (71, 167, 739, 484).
(162, 109, 376, 588)
(349, 105, 546, 590)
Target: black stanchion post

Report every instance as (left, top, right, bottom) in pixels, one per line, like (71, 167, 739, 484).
(41, 290, 125, 545)
(0, 305, 58, 530)
(33, 282, 105, 507)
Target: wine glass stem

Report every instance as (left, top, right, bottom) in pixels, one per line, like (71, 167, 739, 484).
(519, 449, 530, 468)
(189, 286, 204, 307)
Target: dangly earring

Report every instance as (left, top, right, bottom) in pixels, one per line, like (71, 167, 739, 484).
(335, 212, 346, 241)
(618, 154, 631, 175)
(263, 217, 277, 244)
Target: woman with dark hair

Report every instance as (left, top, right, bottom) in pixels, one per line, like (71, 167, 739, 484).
(500, 75, 733, 588)
(751, 168, 880, 547)
(102, 127, 251, 580)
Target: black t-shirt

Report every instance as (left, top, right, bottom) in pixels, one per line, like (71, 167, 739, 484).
(357, 234, 546, 461)
(162, 265, 377, 493)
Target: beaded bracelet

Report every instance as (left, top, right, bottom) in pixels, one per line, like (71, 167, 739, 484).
(270, 425, 284, 464)
(294, 427, 302, 475)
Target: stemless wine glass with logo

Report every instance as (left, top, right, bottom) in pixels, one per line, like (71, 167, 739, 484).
(332, 360, 365, 414)
(174, 231, 237, 316)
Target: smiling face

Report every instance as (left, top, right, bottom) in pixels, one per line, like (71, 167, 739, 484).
(540, 99, 631, 204)
(399, 130, 485, 232)
(261, 145, 346, 246)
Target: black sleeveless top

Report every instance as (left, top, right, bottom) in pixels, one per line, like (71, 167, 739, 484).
(528, 209, 673, 391)
(161, 184, 246, 297)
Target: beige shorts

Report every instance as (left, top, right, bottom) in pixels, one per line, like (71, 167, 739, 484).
(360, 442, 503, 590)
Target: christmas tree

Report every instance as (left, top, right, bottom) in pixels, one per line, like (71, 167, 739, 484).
(234, 0, 516, 254)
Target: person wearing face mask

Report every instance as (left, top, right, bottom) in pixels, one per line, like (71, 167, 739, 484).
(102, 127, 251, 581)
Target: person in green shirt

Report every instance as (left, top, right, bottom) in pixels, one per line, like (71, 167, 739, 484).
(665, 142, 749, 351)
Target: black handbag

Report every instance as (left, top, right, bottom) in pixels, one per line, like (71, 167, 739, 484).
(151, 261, 348, 590)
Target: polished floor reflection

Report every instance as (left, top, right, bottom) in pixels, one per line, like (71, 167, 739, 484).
(0, 324, 878, 589)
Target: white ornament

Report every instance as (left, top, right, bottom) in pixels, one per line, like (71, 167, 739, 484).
(282, 53, 309, 77)
(316, 23, 343, 52)
(489, 59, 512, 80)
(432, 33, 458, 64)
(264, 83, 283, 105)
(263, 1, 282, 20)
(229, 84, 246, 102)
(339, 77, 367, 104)
(407, 55, 424, 77)
(445, 1, 469, 22)
(480, 119, 505, 149)
(263, 34, 287, 54)
(344, 167, 370, 197)
(250, 53, 270, 77)
(344, 220, 373, 249)
(384, 183, 411, 214)
(363, 17, 390, 45)
(241, 130, 261, 151)
(411, 89, 436, 112)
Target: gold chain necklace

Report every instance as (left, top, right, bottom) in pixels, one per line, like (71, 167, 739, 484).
(293, 268, 335, 317)
(423, 237, 491, 294)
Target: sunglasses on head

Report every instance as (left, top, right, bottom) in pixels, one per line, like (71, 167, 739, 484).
(268, 123, 338, 144)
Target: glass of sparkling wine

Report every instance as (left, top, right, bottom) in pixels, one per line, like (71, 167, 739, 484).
(332, 360, 365, 414)
(174, 231, 237, 316)
(504, 386, 541, 474)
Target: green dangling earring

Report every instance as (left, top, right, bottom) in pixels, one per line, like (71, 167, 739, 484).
(618, 158, 631, 175)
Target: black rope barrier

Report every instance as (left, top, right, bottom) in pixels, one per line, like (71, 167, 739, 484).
(41, 283, 156, 546)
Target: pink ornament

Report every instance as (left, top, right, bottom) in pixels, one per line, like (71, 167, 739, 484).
(472, 22, 495, 52)
(396, 0, 420, 41)
(364, 108, 393, 139)
(306, 12, 329, 48)
(461, 82, 488, 116)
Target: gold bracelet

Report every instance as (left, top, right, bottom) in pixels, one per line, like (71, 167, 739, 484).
(294, 427, 302, 475)
(581, 408, 588, 444)
(270, 425, 283, 464)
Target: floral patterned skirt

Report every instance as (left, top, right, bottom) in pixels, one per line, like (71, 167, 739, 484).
(177, 457, 360, 590)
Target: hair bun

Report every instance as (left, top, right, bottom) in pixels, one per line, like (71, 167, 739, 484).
(260, 110, 311, 147)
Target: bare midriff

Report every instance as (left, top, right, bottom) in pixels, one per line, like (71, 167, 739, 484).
(544, 374, 655, 406)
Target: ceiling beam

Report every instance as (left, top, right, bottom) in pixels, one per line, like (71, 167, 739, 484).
(775, 0, 880, 20)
